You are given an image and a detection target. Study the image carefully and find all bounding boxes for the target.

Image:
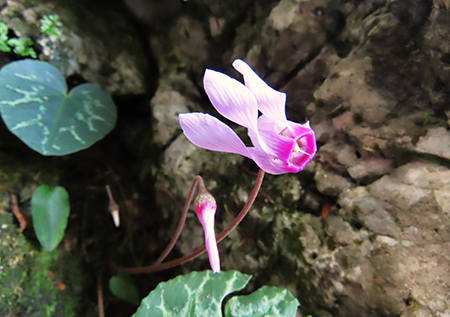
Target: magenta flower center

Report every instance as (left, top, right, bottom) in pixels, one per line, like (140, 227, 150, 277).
(294, 138, 308, 155)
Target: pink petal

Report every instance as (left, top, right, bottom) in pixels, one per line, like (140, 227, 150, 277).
(247, 127, 261, 149)
(289, 122, 317, 170)
(248, 114, 289, 148)
(257, 129, 295, 162)
(256, 114, 287, 134)
(232, 59, 287, 122)
(248, 148, 300, 175)
(290, 150, 315, 170)
(287, 121, 317, 170)
(287, 121, 317, 157)
(203, 69, 258, 132)
(248, 115, 293, 159)
(179, 113, 251, 158)
(285, 121, 315, 139)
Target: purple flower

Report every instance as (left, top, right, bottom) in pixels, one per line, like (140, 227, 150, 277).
(179, 59, 317, 175)
(194, 191, 220, 273)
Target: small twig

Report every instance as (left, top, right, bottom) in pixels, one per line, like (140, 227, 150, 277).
(97, 268, 105, 317)
(112, 169, 265, 274)
(11, 195, 27, 233)
(154, 176, 203, 265)
(80, 202, 91, 263)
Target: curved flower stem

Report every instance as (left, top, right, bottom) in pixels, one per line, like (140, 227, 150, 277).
(154, 176, 203, 265)
(113, 169, 265, 274)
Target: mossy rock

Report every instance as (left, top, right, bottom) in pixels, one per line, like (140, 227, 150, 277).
(0, 210, 85, 316)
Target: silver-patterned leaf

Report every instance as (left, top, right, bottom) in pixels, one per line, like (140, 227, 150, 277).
(225, 285, 300, 317)
(0, 59, 116, 155)
(133, 270, 251, 317)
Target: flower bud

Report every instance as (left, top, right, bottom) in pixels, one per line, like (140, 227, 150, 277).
(194, 191, 220, 273)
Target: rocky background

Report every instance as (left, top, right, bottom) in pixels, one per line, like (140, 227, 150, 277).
(0, 0, 449, 316)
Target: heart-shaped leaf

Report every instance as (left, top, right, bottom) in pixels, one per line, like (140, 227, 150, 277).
(109, 273, 140, 305)
(31, 185, 70, 251)
(133, 271, 300, 317)
(133, 271, 251, 317)
(225, 285, 300, 317)
(0, 59, 117, 155)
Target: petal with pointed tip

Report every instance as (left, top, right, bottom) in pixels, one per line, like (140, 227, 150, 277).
(232, 59, 287, 122)
(203, 69, 258, 132)
(179, 113, 250, 158)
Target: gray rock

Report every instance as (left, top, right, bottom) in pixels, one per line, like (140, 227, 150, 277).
(318, 141, 358, 172)
(423, 5, 450, 88)
(283, 46, 341, 118)
(229, 0, 330, 90)
(415, 127, 450, 160)
(314, 52, 397, 126)
(151, 81, 189, 147)
(267, 161, 450, 316)
(150, 15, 209, 75)
(315, 166, 352, 196)
(148, 1, 450, 317)
(348, 158, 394, 181)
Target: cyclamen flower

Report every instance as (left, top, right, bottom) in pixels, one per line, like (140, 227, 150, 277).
(179, 59, 316, 175)
(194, 190, 220, 273)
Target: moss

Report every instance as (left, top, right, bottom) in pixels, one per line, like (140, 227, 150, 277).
(314, 99, 324, 108)
(413, 111, 443, 127)
(0, 211, 84, 316)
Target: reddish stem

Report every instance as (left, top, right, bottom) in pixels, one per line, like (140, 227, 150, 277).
(154, 176, 203, 265)
(113, 169, 265, 274)
(97, 269, 105, 317)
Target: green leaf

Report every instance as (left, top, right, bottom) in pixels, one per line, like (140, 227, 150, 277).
(109, 273, 140, 305)
(224, 286, 300, 317)
(0, 23, 10, 52)
(7, 38, 37, 58)
(0, 59, 117, 155)
(0, 22, 8, 37)
(40, 15, 62, 38)
(0, 41, 10, 52)
(133, 271, 251, 317)
(31, 185, 70, 251)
